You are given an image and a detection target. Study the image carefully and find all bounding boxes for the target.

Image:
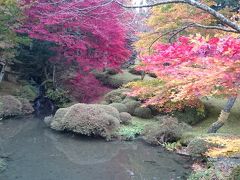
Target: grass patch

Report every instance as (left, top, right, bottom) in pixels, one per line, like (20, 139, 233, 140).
(192, 97, 240, 136)
(117, 116, 158, 140)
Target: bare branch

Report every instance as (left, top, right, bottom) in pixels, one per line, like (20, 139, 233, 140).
(148, 23, 238, 52)
(192, 23, 238, 33)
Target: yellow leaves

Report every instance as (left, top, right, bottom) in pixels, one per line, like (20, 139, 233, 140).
(204, 136, 240, 158)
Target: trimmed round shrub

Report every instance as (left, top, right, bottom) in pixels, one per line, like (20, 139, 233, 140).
(133, 107, 152, 119)
(105, 68, 118, 75)
(109, 96, 122, 103)
(100, 101, 109, 105)
(110, 103, 128, 113)
(104, 89, 129, 104)
(121, 96, 138, 104)
(128, 67, 143, 75)
(0, 95, 22, 118)
(0, 95, 33, 119)
(124, 100, 141, 115)
(119, 112, 132, 125)
(107, 77, 126, 88)
(143, 116, 188, 145)
(187, 138, 210, 156)
(148, 73, 157, 78)
(50, 104, 120, 140)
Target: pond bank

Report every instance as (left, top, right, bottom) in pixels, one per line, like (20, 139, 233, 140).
(0, 116, 192, 180)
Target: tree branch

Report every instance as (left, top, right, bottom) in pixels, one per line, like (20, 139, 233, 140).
(148, 23, 238, 52)
(114, 0, 240, 32)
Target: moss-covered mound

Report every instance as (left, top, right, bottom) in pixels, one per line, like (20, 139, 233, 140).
(173, 106, 206, 125)
(124, 100, 141, 115)
(0, 95, 34, 119)
(134, 107, 152, 119)
(50, 103, 120, 140)
(143, 116, 191, 145)
(187, 138, 211, 157)
(104, 88, 129, 104)
(109, 103, 128, 113)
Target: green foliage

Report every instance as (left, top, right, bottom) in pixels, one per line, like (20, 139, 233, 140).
(46, 88, 70, 108)
(173, 104, 207, 125)
(117, 117, 158, 140)
(14, 39, 56, 83)
(228, 166, 240, 180)
(14, 84, 37, 101)
(162, 141, 182, 151)
(0, 0, 29, 63)
(179, 132, 196, 146)
(188, 167, 225, 180)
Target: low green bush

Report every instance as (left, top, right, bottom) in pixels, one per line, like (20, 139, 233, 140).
(15, 85, 37, 101)
(46, 88, 71, 108)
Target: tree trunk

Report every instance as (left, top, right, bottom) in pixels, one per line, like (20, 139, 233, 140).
(207, 96, 237, 133)
(52, 64, 56, 90)
(141, 71, 145, 80)
(0, 64, 5, 83)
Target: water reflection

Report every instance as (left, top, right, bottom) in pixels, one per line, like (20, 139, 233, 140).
(0, 117, 191, 180)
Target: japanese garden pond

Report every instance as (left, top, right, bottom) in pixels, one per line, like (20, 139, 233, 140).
(0, 116, 192, 180)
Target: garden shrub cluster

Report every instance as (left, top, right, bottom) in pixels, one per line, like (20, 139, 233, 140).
(103, 88, 153, 119)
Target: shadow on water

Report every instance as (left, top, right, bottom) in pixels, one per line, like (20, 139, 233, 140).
(0, 117, 192, 180)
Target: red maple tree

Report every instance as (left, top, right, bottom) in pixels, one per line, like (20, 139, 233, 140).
(19, 0, 131, 101)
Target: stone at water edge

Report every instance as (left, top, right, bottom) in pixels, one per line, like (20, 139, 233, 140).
(44, 116, 53, 127)
(0, 158, 7, 173)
